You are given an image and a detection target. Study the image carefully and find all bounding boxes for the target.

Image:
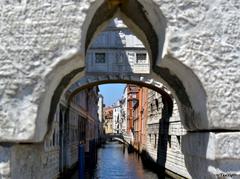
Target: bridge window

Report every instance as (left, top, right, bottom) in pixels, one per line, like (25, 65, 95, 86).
(116, 52, 125, 64)
(136, 53, 147, 64)
(95, 53, 106, 63)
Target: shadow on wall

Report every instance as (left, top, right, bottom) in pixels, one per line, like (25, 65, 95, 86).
(155, 93, 173, 175)
(181, 132, 209, 178)
(155, 94, 209, 178)
(140, 92, 173, 178)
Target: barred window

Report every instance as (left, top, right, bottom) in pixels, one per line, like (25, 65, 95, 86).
(95, 53, 106, 63)
(116, 52, 124, 64)
(136, 53, 147, 63)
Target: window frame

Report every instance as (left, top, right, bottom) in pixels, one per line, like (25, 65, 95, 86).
(95, 52, 106, 63)
(136, 53, 147, 64)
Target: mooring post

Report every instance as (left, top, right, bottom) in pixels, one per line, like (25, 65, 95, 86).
(79, 144, 85, 179)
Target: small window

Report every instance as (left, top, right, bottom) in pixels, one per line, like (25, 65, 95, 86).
(95, 53, 106, 63)
(177, 136, 181, 144)
(154, 134, 157, 148)
(155, 99, 159, 110)
(136, 53, 146, 63)
(116, 52, 124, 64)
(168, 135, 171, 148)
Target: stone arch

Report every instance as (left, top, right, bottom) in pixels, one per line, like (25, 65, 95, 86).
(0, 0, 196, 143)
(36, 0, 207, 142)
(46, 74, 173, 136)
(67, 75, 172, 102)
(80, 0, 207, 131)
(82, 0, 166, 68)
(0, 0, 207, 142)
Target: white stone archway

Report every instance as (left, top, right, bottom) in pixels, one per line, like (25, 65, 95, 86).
(0, 0, 240, 178)
(31, 0, 209, 143)
(0, 0, 228, 142)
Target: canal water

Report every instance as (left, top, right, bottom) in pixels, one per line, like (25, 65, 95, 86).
(72, 141, 171, 179)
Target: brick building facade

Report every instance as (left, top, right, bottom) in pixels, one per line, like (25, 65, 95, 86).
(103, 107, 113, 134)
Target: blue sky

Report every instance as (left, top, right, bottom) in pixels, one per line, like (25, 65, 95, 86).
(99, 84, 126, 106)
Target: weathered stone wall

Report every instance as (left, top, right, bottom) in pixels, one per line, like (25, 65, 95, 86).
(182, 132, 240, 178)
(155, 0, 240, 130)
(0, 0, 92, 141)
(0, 0, 238, 142)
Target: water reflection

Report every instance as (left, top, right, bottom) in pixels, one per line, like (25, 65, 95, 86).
(71, 141, 171, 179)
(92, 141, 170, 179)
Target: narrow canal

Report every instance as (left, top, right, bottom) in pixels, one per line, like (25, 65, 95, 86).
(71, 141, 171, 179)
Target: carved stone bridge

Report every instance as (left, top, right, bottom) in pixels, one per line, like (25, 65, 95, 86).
(105, 133, 124, 141)
(105, 133, 133, 147)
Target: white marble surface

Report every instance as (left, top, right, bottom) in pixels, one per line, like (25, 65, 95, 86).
(0, 3, 239, 179)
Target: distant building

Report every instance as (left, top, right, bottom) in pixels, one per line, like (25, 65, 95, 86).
(98, 94, 104, 123)
(121, 87, 128, 133)
(103, 107, 113, 134)
(86, 17, 150, 75)
(112, 101, 121, 134)
(112, 99, 126, 134)
(98, 94, 104, 140)
(132, 87, 148, 150)
(124, 84, 148, 149)
(126, 84, 139, 133)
